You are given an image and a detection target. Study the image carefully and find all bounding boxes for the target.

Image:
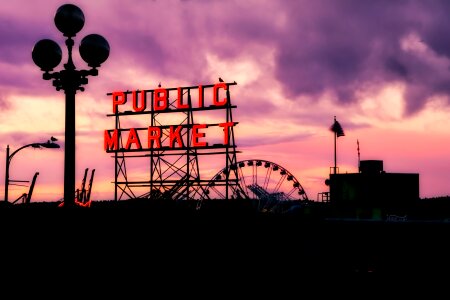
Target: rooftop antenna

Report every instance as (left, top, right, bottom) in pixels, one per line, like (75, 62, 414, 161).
(357, 139, 361, 173)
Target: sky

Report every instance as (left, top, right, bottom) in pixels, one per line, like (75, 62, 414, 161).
(2, 0, 450, 202)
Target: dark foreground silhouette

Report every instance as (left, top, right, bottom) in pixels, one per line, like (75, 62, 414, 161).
(1, 198, 449, 274)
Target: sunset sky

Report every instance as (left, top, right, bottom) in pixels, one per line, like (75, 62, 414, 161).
(2, 0, 450, 202)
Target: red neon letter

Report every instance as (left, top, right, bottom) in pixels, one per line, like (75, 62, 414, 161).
(112, 92, 127, 114)
(148, 127, 162, 148)
(219, 122, 235, 145)
(213, 83, 228, 106)
(198, 85, 204, 108)
(125, 128, 142, 150)
(104, 129, 119, 151)
(177, 87, 189, 109)
(192, 124, 208, 147)
(154, 88, 168, 111)
(132, 90, 146, 112)
(169, 125, 184, 148)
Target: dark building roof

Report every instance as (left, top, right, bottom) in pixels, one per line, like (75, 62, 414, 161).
(329, 160, 419, 211)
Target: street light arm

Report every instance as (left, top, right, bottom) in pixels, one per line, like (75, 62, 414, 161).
(40, 39, 97, 93)
(8, 141, 60, 162)
(46, 67, 98, 93)
(80, 68, 98, 77)
(8, 143, 41, 162)
(42, 71, 60, 81)
(5, 140, 59, 203)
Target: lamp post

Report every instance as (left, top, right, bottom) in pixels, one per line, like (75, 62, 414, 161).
(32, 4, 110, 207)
(4, 139, 60, 203)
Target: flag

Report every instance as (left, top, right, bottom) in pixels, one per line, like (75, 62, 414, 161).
(330, 117, 345, 137)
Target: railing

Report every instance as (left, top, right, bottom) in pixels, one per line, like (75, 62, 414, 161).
(329, 167, 339, 174)
(317, 192, 330, 203)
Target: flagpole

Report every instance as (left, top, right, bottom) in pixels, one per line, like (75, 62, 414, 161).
(334, 116, 337, 174)
(330, 116, 344, 175)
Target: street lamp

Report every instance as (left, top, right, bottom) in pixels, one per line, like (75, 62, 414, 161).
(4, 138, 60, 203)
(32, 4, 110, 207)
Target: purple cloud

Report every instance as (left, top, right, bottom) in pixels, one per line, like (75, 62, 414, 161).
(3, 0, 450, 117)
(274, 0, 450, 115)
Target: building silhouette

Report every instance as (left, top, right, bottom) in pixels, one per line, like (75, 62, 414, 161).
(328, 159, 419, 219)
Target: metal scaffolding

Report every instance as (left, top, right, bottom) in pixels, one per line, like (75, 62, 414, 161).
(105, 82, 241, 201)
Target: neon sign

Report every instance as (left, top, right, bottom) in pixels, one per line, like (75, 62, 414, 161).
(104, 82, 237, 152)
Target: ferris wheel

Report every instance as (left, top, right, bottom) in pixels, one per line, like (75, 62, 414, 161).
(200, 159, 309, 213)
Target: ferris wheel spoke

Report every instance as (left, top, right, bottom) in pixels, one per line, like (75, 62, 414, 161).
(210, 185, 226, 199)
(263, 167, 272, 191)
(272, 174, 286, 193)
(202, 159, 309, 205)
(238, 166, 250, 197)
(286, 187, 298, 199)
